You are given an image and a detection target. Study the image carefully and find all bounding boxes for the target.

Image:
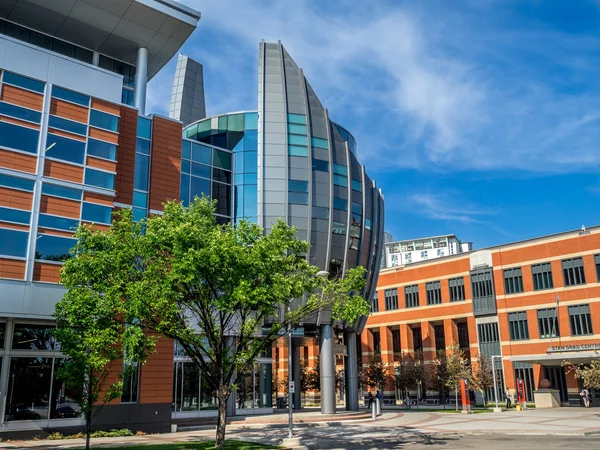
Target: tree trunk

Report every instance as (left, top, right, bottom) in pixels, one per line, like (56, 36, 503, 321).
(85, 381, 93, 450)
(215, 387, 229, 449)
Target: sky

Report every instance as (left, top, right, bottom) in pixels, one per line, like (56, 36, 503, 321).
(148, 0, 600, 249)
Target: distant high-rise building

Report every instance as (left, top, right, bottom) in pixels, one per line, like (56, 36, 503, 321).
(383, 234, 472, 267)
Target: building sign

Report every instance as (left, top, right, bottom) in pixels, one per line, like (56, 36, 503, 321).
(547, 343, 600, 353)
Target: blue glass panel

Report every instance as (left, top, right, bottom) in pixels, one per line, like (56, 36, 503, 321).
(245, 130, 258, 150)
(288, 192, 308, 205)
(288, 124, 307, 135)
(289, 180, 309, 192)
(0, 174, 34, 191)
(287, 113, 306, 125)
(191, 163, 211, 179)
(233, 136, 245, 153)
(82, 202, 112, 224)
(0, 228, 29, 257)
(312, 159, 329, 172)
(35, 234, 76, 261)
(134, 154, 149, 191)
(333, 197, 347, 211)
(288, 145, 307, 157)
(311, 137, 329, 149)
(180, 174, 190, 207)
(333, 174, 348, 187)
(245, 112, 258, 130)
(132, 207, 146, 222)
(52, 86, 89, 106)
(137, 117, 152, 139)
(182, 140, 191, 160)
(213, 149, 232, 170)
(234, 174, 244, 185)
(87, 138, 117, 161)
(352, 179, 362, 192)
(244, 173, 257, 184)
(0, 121, 39, 154)
(121, 88, 134, 106)
(85, 168, 115, 190)
(41, 184, 81, 200)
(133, 191, 148, 208)
(235, 152, 244, 174)
(190, 177, 210, 200)
(48, 115, 86, 135)
(244, 186, 257, 217)
(365, 218, 372, 230)
(136, 138, 150, 155)
(90, 109, 119, 132)
(333, 164, 347, 176)
(38, 213, 79, 231)
(181, 159, 190, 174)
(0, 101, 41, 123)
(288, 134, 307, 146)
(46, 134, 86, 164)
(0, 206, 30, 224)
(3, 72, 44, 93)
(191, 142, 211, 165)
(352, 201, 362, 214)
(245, 151, 257, 172)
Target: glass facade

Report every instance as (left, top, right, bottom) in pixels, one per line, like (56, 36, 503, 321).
(132, 117, 152, 221)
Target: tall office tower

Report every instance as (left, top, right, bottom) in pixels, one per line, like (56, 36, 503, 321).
(169, 54, 206, 126)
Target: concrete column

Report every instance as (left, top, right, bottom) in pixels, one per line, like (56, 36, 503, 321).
(344, 330, 359, 411)
(134, 47, 148, 115)
(319, 324, 336, 414)
(421, 321, 436, 362)
(399, 324, 414, 355)
(292, 339, 302, 409)
(444, 319, 459, 350)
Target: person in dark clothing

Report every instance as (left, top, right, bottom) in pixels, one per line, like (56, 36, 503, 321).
(367, 392, 374, 409)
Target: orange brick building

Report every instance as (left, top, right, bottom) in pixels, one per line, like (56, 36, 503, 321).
(363, 226, 600, 407)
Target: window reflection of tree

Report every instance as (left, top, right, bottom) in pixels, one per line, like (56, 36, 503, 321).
(12, 325, 55, 350)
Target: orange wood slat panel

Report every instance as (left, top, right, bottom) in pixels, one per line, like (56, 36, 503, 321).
(86, 156, 116, 173)
(48, 128, 86, 142)
(0, 222, 29, 231)
(81, 221, 110, 231)
(43, 160, 83, 184)
(0, 149, 37, 173)
(89, 127, 118, 144)
(91, 98, 121, 116)
(83, 192, 114, 206)
(32, 262, 61, 283)
(149, 116, 182, 212)
(40, 194, 81, 219)
(1, 84, 44, 111)
(0, 258, 26, 280)
(114, 106, 138, 205)
(0, 186, 33, 210)
(49, 98, 89, 123)
(0, 115, 40, 130)
(37, 228, 75, 238)
(140, 337, 174, 404)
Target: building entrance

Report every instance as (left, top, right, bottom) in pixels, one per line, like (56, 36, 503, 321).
(543, 366, 568, 404)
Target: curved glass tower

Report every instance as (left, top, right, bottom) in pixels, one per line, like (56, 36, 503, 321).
(181, 42, 384, 414)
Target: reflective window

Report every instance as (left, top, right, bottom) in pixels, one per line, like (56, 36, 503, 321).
(332, 221, 346, 235)
(313, 206, 329, 219)
(333, 174, 347, 187)
(311, 137, 328, 149)
(38, 214, 79, 231)
(0, 173, 34, 191)
(181, 160, 190, 174)
(0, 206, 30, 224)
(352, 201, 362, 215)
(227, 114, 244, 132)
(133, 154, 149, 191)
(333, 164, 347, 176)
(2, 71, 45, 93)
(41, 184, 81, 200)
(191, 162, 211, 179)
(136, 138, 150, 155)
(12, 324, 55, 350)
(0, 101, 41, 123)
(245, 112, 258, 130)
(288, 124, 307, 135)
(5, 357, 53, 421)
(288, 134, 307, 146)
(182, 140, 191, 160)
(289, 180, 308, 192)
(365, 218, 372, 230)
(213, 149, 232, 170)
(132, 207, 146, 222)
(137, 117, 152, 139)
(48, 116, 86, 135)
(212, 182, 231, 216)
(180, 174, 190, 206)
(0, 228, 29, 257)
(87, 138, 117, 161)
(51, 359, 81, 419)
(132, 191, 148, 208)
(288, 192, 308, 205)
(0, 121, 39, 153)
(191, 143, 212, 165)
(52, 86, 89, 106)
(35, 234, 76, 261)
(84, 169, 115, 190)
(352, 179, 362, 192)
(288, 145, 307, 157)
(213, 168, 231, 184)
(333, 197, 347, 211)
(312, 159, 329, 172)
(81, 202, 112, 224)
(121, 361, 140, 403)
(287, 113, 306, 124)
(46, 134, 85, 164)
(121, 88, 134, 106)
(191, 177, 211, 200)
(89, 110, 119, 132)
(245, 131, 258, 151)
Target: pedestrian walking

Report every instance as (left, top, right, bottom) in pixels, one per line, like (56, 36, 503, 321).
(505, 389, 512, 409)
(580, 388, 591, 408)
(367, 392, 374, 409)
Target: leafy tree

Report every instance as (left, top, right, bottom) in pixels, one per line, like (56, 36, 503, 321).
(59, 198, 369, 448)
(440, 342, 472, 411)
(564, 359, 600, 390)
(433, 350, 450, 409)
(363, 354, 388, 392)
(471, 354, 494, 407)
(395, 353, 418, 405)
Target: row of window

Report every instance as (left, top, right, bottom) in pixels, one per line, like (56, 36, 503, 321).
(508, 304, 593, 340)
(379, 277, 466, 311)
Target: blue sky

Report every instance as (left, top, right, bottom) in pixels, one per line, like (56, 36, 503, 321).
(148, 0, 600, 249)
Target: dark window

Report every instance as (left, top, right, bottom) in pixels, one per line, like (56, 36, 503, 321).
(213, 168, 231, 184)
(532, 262, 553, 290)
(503, 267, 524, 294)
(212, 182, 231, 217)
(508, 311, 529, 341)
(514, 365, 535, 402)
(537, 308, 559, 339)
(562, 257, 586, 286)
(405, 284, 419, 308)
(35, 234, 76, 262)
(449, 277, 465, 302)
(477, 322, 500, 357)
(434, 325, 445, 351)
(12, 324, 55, 350)
(426, 281, 442, 305)
(470, 268, 496, 315)
(568, 304, 593, 336)
(372, 331, 381, 354)
(384, 288, 398, 310)
(0, 121, 40, 154)
(392, 329, 401, 355)
(46, 133, 86, 164)
(121, 361, 139, 403)
(595, 254, 600, 282)
(371, 292, 379, 312)
(413, 328, 423, 352)
(5, 357, 52, 421)
(0, 228, 29, 257)
(457, 322, 469, 349)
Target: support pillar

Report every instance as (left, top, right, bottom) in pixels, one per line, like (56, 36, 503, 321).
(399, 323, 414, 355)
(292, 339, 302, 410)
(319, 324, 336, 414)
(134, 47, 148, 115)
(443, 319, 459, 350)
(344, 330, 359, 411)
(226, 337, 236, 417)
(421, 321, 436, 362)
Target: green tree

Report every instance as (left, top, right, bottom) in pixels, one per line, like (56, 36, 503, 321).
(55, 215, 155, 450)
(564, 358, 600, 390)
(363, 354, 388, 392)
(395, 353, 418, 405)
(472, 354, 494, 407)
(441, 342, 472, 411)
(58, 198, 369, 448)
